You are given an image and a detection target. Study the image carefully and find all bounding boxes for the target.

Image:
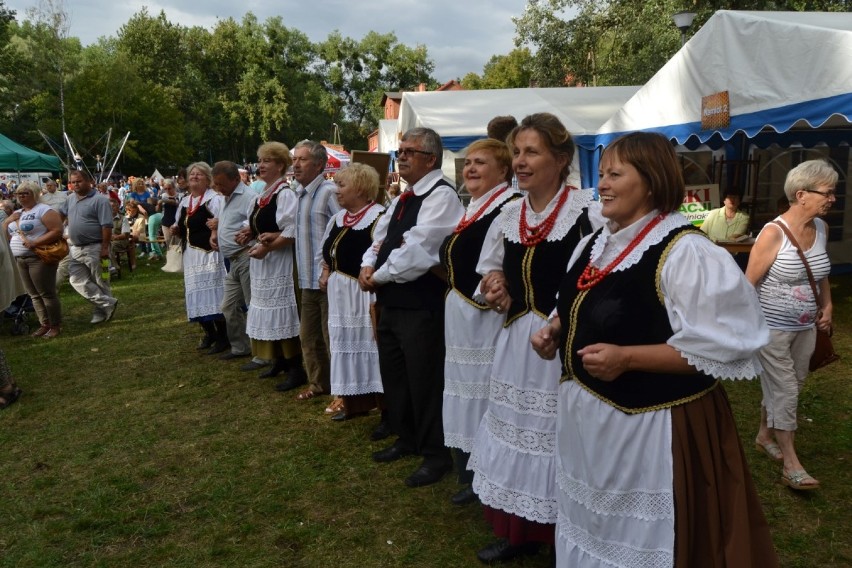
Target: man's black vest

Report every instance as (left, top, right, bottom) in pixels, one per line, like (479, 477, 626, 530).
(375, 179, 453, 311)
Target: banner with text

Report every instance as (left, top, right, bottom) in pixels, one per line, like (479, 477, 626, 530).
(680, 184, 720, 226)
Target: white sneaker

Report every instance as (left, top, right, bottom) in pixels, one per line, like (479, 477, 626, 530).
(90, 312, 106, 324)
(104, 300, 119, 322)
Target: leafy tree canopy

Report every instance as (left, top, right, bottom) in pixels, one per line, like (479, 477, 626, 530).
(2, 8, 437, 174)
(515, 0, 851, 87)
(461, 48, 534, 89)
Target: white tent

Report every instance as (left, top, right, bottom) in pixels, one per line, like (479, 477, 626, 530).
(597, 11, 852, 146)
(597, 10, 852, 261)
(378, 119, 399, 153)
(397, 87, 640, 187)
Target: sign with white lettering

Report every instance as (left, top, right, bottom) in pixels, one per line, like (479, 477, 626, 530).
(701, 91, 730, 130)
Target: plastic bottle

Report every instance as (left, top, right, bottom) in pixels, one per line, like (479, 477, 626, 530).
(101, 258, 111, 282)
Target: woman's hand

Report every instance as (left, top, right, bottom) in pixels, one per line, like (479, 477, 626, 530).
(484, 274, 511, 314)
(318, 268, 329, 293)
(248, 244, 268, 260)
(234, 230, 249, 246)
(816, 306, 833, 332)
(577, 343, 629, 382)
(531, 324, 560, 360)
(358, 266, 376, 292)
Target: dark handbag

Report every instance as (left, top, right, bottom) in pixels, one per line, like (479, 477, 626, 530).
(810, 328, 839, 371)
(772, 221, 839, 371)
(33, 238, 69, 264)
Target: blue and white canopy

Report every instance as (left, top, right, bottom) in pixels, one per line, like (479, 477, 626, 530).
(596, 10, 852, 149)
(397, 86, 640, 187)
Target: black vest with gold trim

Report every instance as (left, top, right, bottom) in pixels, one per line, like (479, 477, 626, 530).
(323, 211, 384, 279)
(557, 224, 717, 414)
(440, 193, 521, 306)
(503, 209, 593, 325)
(249, 189, 285, 236)
(178, 201, 214, 251)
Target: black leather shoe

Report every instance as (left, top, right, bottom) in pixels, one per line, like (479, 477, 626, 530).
(372, 444, 413, 463)
(206, 341, 230, 355)
(274, 371, 308, 391)
(196, 335, 214, 350)
(331, 411, 367, 422)
(476, 540, 539, 565)
(370, 420, 392, 442)
(240, 361, 268, 372)
(450, 485, 478, 506)
(404, 462, 451, 488)
(219, 352, 250, 361)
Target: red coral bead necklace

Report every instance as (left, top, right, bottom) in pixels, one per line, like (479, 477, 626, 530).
(577, 213, 666, 290)
(455, 186, 508, 234)
(343, 201, 375, 227)
(519, 185, 574, 246)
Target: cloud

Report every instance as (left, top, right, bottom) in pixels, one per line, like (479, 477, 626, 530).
(7, 0, 528, 80)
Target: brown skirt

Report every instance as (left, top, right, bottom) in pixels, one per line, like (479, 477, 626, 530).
(671, 386, 779, 568)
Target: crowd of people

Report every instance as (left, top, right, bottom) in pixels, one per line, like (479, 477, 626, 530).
(0, 116, 840, 567)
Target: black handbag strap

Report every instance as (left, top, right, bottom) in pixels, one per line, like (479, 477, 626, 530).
(772, 220, 821, 305)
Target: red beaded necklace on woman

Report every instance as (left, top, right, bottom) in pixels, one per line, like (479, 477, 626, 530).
(576, 213, 667, 290)
(186, 192, 205, 217)
(258, 178, 287, 209)
(342, 201, 376, 228)
(518, 185, 574, 247)
(454, 186, 508, 234)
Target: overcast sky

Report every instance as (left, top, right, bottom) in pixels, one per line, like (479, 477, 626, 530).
(7, 0, 532, 80)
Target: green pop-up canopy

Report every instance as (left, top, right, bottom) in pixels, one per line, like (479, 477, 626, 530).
(0, 133, 62, 172)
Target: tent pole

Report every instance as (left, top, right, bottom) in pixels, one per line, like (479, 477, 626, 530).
(104, 132, 130, 184)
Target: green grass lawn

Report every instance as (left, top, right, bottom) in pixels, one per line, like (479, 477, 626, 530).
(0, 262, 849, 567)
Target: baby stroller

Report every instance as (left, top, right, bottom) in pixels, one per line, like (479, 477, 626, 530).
(3, 294, 34, 335)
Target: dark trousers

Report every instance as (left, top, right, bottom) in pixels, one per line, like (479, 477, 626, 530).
(376, 306, 450, 466)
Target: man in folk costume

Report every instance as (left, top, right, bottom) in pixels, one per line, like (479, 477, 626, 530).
(360, 127, 464, 488)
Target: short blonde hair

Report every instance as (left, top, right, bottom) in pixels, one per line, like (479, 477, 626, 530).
(334, 163, 380, 202)
(257, 142, 293, 171)
(16, 181, 41, 200)
(464, 138, 513, 183)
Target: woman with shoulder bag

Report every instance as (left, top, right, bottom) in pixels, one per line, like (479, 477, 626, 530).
(2, 181, 65, 338)
(746, 159, 837, 491)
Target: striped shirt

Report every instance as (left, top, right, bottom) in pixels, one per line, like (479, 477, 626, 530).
(294, 175, 340, 289)
(757, 218, 831, 331)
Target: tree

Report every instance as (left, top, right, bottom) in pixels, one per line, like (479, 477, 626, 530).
(514, 0, 852, 87)
(63, 51, 189, 172)
(316, 31, 434, 141)
(460, 48, 534, 89)
(0, 17, 82, 150)
(27, 0, 73, 133)
(0, 1, 17, 130)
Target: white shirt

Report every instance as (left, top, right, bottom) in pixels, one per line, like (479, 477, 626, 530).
(362, 169, 464, 285)
(40, 190, 67, 212)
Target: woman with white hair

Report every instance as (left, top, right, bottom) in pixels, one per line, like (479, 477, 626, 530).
(747, 159, 837, 491)
(172, 162, 228, 352)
